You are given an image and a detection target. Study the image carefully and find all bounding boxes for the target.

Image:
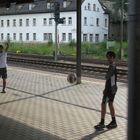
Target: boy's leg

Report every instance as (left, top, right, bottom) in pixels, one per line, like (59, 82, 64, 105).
(1, 68, 7, 93)
(106, 102, 117, 129)
(101, 102, 106, 120)
(2, 78, 6, 93)
(108, 102, 115, 117)
(94, 101, 106, 129)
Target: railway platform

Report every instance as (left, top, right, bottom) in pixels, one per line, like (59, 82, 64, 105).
(0, 66, 127, 140)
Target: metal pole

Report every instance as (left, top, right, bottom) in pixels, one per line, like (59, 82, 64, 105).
(120, 0, 124, 59)
(128, 0, 139, 139)
(55, 21, 58, 61)
(76, 0, 81, 84)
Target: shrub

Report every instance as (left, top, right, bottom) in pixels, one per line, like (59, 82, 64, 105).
(47, 39, 53, 46)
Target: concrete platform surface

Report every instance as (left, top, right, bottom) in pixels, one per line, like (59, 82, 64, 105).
(0, 66, 128, 140)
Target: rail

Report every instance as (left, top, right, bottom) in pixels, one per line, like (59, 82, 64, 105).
(7, 53, 128, 82)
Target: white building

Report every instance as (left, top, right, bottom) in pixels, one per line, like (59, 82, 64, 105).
(0, 0, 109, 43)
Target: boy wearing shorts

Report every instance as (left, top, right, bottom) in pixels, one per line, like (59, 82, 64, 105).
(94, 51, 118, 129)
(0, 42, 9, 93)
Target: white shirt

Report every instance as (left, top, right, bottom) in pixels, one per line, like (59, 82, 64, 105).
(0, 51, 7, 68)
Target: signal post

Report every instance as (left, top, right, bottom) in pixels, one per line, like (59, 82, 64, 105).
(53, 2, 64, 61)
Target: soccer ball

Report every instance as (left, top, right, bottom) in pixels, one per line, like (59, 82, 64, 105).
(67, 73, 77, 83)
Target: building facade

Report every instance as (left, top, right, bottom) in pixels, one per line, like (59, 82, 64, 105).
(0, 0, 109, 43)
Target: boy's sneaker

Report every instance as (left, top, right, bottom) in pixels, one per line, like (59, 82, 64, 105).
(94, 122, 105, 130)
(106, 121, 117, 129)
(1, 90, 6, 93)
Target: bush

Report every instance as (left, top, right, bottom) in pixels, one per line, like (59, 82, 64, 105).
(69, 39, 76, 48)
(47, 40, 53, 46)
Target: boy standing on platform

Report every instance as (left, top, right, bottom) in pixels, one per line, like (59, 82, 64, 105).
(0, 40, 10, 93)
(94, 51, 118, 130)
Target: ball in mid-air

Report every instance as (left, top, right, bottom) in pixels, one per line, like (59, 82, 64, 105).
(67, 73, 77, 83)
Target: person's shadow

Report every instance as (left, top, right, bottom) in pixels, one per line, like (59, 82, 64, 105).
(81, 128, 111, 140)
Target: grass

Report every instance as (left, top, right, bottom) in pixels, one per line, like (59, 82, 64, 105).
(9, 42, 54, 55)
(8, 41, 128, 60)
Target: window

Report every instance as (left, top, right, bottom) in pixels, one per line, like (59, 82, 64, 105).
(105, 18, 108, 27)
(62, 17, 66, 25)
(95, 34, 99, 42)
(33, 18, 36, 26)
(68, 17, 72, 25)
(49, 18, 52, 25)
(13, 33, 16, 40)
(62, 33, 66, 41)
(13, 19, 16, 27)
(19, 33, 23, 41)
(47, 2, 51, 9)
(33, 33, 36, 40)
(44, 33, 47, 40)
(1, 33, 4, 40)
(96, 18, 99, 26)
(7, 33, 10, 40)
(26, 19, 29, 26)
(84, 17, 87, 25)
(104, 34, 108, 40)
(19, 19, 22, 26)
(88, 3, 91, 10)
(1, 20, 4, 27)
(68, 33, 72, 41)
(84, 6, 87, 10)
(43, 33, 52, 41)
(7, 20, 10, 27)
(18, 5, 23, 10)
(90, 17, 94, 26)
(83, 34, 88, 42)
(63, 1, 67, 8)
(43, 18, 47, 26)
(48, 33, 52, 41)
(89, 34, 93, 42)
(97, 8, 99, 12)
(29, 4, 35, 10)
(26, 33, 29, 41)
(93, 4, 96, 11)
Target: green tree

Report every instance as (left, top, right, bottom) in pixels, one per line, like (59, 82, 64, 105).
(111, 0, 128, 21)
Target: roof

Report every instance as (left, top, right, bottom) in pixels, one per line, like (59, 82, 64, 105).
(0, 0, 109, 16)
(99, 0, 111, 14)
(0, 0, 77, 15)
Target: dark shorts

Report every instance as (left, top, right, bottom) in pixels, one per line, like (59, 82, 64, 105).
(102, 86, 117, 103)
(0, 67, 7, 79)
(102, 94, 116, 103)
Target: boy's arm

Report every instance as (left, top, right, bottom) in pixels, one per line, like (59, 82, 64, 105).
(105, 65, 116, 80)
(4, 39, 10, 52)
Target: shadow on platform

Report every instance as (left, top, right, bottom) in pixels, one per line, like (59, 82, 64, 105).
(0, 115, 64, 140)
(81, 129, 110, 140)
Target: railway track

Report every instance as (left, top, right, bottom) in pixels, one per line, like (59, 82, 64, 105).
(7, 53, 128, 82)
